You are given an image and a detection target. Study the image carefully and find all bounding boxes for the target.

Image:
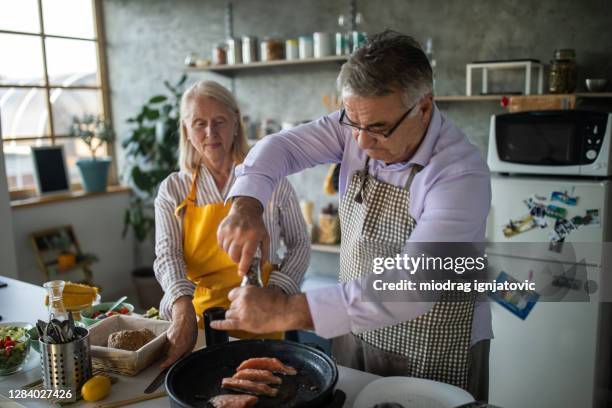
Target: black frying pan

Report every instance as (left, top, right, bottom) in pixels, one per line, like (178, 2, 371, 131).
(166, 339, 338, 408)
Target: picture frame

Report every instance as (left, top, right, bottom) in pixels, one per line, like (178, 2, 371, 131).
(31, 145, 71, 195)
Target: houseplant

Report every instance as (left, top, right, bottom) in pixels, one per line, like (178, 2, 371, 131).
(122, 75, 186, 243)
(122, 75, 186, 308)
(70, 115, 115, 193)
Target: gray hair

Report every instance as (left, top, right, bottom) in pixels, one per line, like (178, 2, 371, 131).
(337, 30, 433, 108)
(178, 80, 249, 172)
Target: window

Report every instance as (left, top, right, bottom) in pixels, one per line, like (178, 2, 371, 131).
(0, 0, 111, 194)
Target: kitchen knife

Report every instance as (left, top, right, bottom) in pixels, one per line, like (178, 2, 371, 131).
(144, 367, 169, 394)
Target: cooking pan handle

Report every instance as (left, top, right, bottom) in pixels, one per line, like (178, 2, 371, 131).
(304, 342, 326, 354)
(328, 389, 346, 408)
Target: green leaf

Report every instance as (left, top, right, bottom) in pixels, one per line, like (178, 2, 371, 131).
(131, 167, 150, 191)
(149, 95, 167, 104)
(144, 108, 160, 121)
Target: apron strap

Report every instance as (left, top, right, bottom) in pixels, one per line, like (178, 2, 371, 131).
(404, 163, 423, 190)
(353, 156, 371, 204)
(174, 169, 199, 217)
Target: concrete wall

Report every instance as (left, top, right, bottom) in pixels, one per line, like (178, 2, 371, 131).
(102, 0, 611, 211)
(101, 0, 612, 279)
(10, 191, 136, 300)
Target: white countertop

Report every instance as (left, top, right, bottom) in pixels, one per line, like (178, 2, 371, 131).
(0, 275, 379, 407)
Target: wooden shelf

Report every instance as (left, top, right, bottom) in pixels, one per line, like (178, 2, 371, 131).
(435, 95, 506, 102)
(44, 259, 92, 274)
(186, 56, 348, 77)
(575, 92, 612, 98)
(11, 185, 131, 209)
(435, 93, 612, 102)
(311, 243, 341, 254)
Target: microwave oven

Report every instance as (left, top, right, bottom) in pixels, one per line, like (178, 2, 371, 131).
(487, 110, 612, 176)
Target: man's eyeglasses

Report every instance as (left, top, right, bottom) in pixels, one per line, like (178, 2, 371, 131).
(338, 100, 419, 139)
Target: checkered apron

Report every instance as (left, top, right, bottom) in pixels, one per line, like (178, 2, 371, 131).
(337, 157, 476, 389)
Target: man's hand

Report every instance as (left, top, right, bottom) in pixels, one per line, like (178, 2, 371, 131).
(210, 287, 314, 333)
(160, 296, 197, 369)
(217, 196, 270, 277)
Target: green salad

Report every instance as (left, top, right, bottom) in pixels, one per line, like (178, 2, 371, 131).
(0, 326, 30, 374)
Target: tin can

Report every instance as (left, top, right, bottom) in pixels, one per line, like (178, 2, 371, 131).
(242, 36, 258, 63)
(299, 35, 314, 59)
(226, 37, 242, 65)
(286, 39, 298, 60)
(313, 32, 332, 58)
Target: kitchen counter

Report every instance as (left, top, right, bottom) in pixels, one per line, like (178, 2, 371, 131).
(0, 275, 379, 407)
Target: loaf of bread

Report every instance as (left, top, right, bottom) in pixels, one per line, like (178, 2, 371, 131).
(107, 328, 155, 351)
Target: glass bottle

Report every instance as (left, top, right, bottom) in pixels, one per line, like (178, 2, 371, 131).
(43, 280, 69, 321)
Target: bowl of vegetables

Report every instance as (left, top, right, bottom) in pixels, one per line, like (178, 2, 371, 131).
(80, 302, 134, 326)
(0, 325, 31, 376)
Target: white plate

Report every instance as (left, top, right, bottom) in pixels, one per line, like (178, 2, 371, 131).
(353, 377, 474, 408)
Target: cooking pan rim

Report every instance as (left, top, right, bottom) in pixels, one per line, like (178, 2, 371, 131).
(165, 339, 338, 408)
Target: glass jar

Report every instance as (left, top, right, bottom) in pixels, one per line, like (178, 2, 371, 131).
(212, 43, 227, 65)
(548, 49, 576, 94)
(43, 280, 69, 321)
(260, 38, 284, 62)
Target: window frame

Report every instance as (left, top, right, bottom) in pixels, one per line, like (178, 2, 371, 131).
(1, 0, 116, 198)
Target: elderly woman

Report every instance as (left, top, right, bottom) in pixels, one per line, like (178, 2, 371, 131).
(154, 80, 310, 368)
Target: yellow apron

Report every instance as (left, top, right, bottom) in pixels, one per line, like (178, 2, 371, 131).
(174, 169, 283, 340)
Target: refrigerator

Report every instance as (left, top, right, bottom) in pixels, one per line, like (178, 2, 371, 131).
(486, 174, 612, 408)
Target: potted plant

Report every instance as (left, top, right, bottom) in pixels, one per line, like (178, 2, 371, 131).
(51, 233, 77, 272)
(70, 114, 115, 193)
(122, 75, 186, 308)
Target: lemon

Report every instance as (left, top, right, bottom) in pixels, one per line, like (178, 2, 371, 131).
(81, 375, 112, 402)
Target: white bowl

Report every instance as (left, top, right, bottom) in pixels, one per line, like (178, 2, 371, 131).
(353, 376, 475, 408)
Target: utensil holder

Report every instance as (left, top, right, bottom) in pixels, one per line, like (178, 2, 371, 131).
(40, 327, 92, 400)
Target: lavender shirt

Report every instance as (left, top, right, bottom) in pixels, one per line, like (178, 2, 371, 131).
(228, 105, 493, 345)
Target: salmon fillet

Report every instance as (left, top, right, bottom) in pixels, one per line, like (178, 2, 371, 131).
(233, 368, 282, 385)
(237, 357, 297, 376)
(221, 377, 279, 397)
(208, 394, 258, 408)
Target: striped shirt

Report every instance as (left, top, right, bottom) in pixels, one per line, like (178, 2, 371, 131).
(154, 163, 310, 320)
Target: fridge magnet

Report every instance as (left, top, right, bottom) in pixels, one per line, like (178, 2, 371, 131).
(545, 204, 567, 220)
(503, 215, 537, 238)
(532, 193, 547, 202)
(524, 198, 548, 228)
(551, 189, 578, 206)
(572, 209, 601, 226)
(547, 218, 577, 243)
(488, 271, 539, 320)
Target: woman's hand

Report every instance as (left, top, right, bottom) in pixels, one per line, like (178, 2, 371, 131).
(160, 296, 198, 369)
(217, 196, 270, 277)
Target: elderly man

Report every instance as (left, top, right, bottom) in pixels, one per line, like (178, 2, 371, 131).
(213, 30, 492, 400)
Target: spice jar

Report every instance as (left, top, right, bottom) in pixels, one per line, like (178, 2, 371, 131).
(285, 39, 299, 60)
(260, 38, 284, 62)
(212, 43, 227, 65)
(548, 49, 577, 94)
